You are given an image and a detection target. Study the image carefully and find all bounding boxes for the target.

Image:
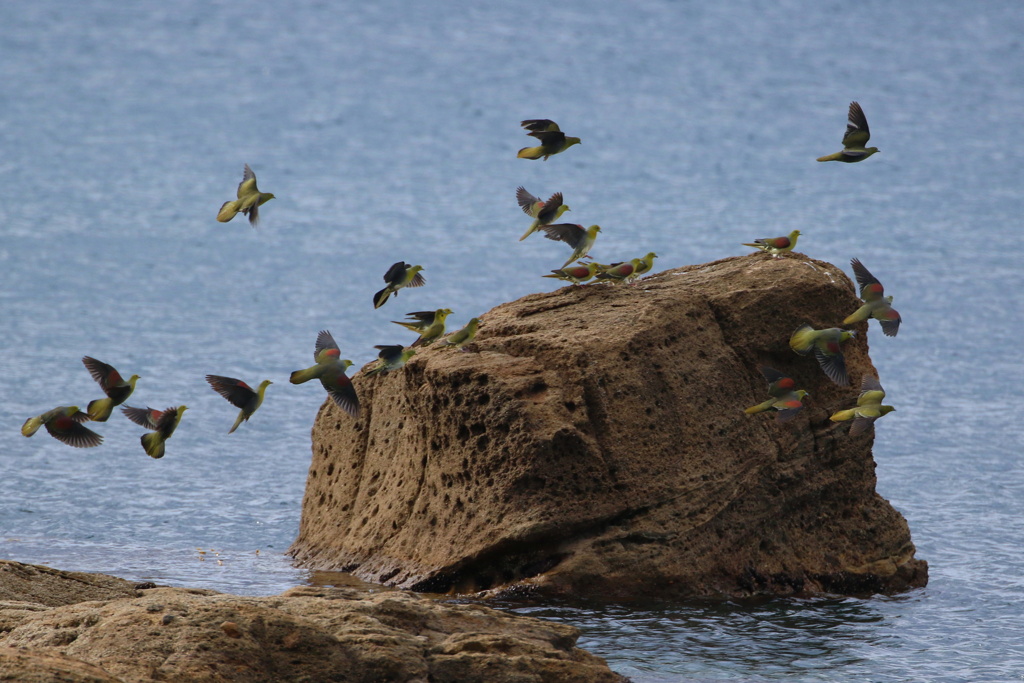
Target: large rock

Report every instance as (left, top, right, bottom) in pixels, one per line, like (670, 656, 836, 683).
(0, 564, 623, 682)
(290, 254, 927, 599)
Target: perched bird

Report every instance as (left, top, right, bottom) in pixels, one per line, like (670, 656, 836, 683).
(140, 405, 187, 459)
(441, 317, 480, 350)
(121, 405, 165, 429)
(744, 367, 808, 423)
(541, 224, 601, 268)
(830, 375, 895, 435)
(365, 345, 416, 376)
(216, 164, 275, 226)
(543, 262, 601, 285)
(516, 187, 570, 241)
(205, 375, 272, 433)
(816, 101, 879, 163)
(517, 120, 581, 160)
(743, 230, 801, 255)
(289, 330, 360, 417)
(392, 309, 452, 347)
(373, 262, 426, 309)
(789, 324, 856, 386)
(22, 406, 102, 448)
(632, 252, 659, 278)
(595, 259, 642, 283)
(81, 356, 139, 422)
(844, 258, 902, 337)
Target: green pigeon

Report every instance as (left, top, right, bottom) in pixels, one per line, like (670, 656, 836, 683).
(22, 406, 102, 448)
(743, 230, 801, 255)
(217, 164, 275, 226)
(789, 324, 855, 386)
(441, 317, 480, 350)
(830, 375, 895, 435)
(594, 259, 642, 283)
(632, 252, 658, 278)
(121, 405, 165, 429)
(81, 356, 139, 422)
(289, 330, 360, 417)
(744, 367, 808, 423)
(543, 262, 601, 285)
(817, 101, 879, 163)
(516, 187, 570, 241)
(541, 224, 601, 268)
(517, 119, 581, 160)
(140, 405, 187, 459)
(392, 309, 452, 347)
(844, 258, 901, 336)
(205, 375, 272, 433)
(365, 345, 416, 377)
(373, 262, 426, 309)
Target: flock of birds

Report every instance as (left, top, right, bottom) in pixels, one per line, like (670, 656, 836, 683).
(21, 101, 899, 455)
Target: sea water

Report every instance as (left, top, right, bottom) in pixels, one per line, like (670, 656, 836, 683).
(1, 1, 1023, 680)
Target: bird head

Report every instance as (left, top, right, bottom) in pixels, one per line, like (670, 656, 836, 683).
(588, 225, 601, 235)
(127, 374, 141, 387)
(794, 390, 809, 400)
(566, 137, 581, 148)
(340, 360, 354, 370)
(880, 405, 896, 415)
(840, 330, 857, 342)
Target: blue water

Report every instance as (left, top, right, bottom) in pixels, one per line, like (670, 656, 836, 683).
(2, 0, 1023, 680)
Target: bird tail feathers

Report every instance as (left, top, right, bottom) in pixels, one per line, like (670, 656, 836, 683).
(141, 433, 165, 459)
(87, 397, 113, 422)
(217, 200, 240, 222)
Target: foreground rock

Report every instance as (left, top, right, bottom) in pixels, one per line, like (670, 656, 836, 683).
(0, 562, 624, 682)
(291, 254, 927, 599)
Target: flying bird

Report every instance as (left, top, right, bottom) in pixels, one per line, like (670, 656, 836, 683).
(789, 324, 856, 386)
(517, 120, 581, 160)
(441, 317, 480, 350)
(289, 330, 360, 417)
(205, 375, 272, 433)
(543, 262, 601, 285)
(140, 405, 187, 458)
(81, 356, 139, 422)
(217, 164, 275, 226)
(541, 224, 601, 268)
(516, 187, 570, 241)
(830, 375, 895, 435)
(392, 309, 453, 347)
(816, 101, 879, 163)
(744, 367, 808, 423)
(121, 405, 165, 429)
(365, 345, 416, 377)
(22, 406, 102, 448)
(743, 230, 801, 255)
(843, 258, 901, 336)
(373, 262, 426, 309)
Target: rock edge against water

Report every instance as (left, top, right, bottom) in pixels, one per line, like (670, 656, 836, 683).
(0, 559, 625, 683)
(291, 254, 927, 599)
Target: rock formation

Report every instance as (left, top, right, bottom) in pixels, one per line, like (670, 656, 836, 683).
(290, 254, 928, 599)
(0, 561, 624, 682)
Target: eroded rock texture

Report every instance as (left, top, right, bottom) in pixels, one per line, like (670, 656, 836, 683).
(291, 254, 927, 599)
(0, 563, 623, 683)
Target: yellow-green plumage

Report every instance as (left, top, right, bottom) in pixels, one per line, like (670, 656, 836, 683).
(743, 230, 801, 255)
(82, 356, 139, 422)
(830, 376, 895, 435)
(543, 262, 601, 285)
(517, 120, 581, 161)
(365, 345, 416, 377)
(140, 405, 186, 458)
(22, 406, 102, 448)
(816, 102, 879, 163)
(392, 309, 452, 347)
(217, 164, 275, 226)
(516, 187, 570, 241)
(441, 318, 480, 350)
(206, 375, 272, 434)
(373, 262, 426, 309)
(789, 324, 855, 386)
(541, 224, 601, 268)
